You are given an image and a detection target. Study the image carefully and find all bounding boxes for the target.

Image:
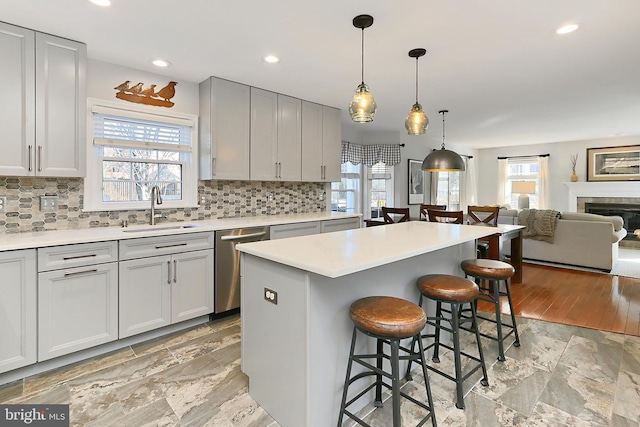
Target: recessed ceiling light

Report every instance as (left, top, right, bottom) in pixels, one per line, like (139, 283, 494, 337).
(264, 55, 280, 63)
(556, 24, 579, 35)
(89, 0, 111, 6)
(152, 59, 171, 68)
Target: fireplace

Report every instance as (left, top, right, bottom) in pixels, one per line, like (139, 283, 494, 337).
(584, 202, 640, 240)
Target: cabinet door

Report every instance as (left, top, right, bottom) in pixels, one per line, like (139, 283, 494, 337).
(277, 94, 302, 181)
(171, 249, 214, 323)
(35, 32, 86, 177)
(38, 262, 118, 361)
(250, 88, 278, 180)
(322, 106, 342, 182)
(0, 250, 36, 374)
(0, 23, 34, 176)
(199, 77, 250, 180)
(301, 101, 323, 182)
(119, 256, 172, 338)
(270, 221, 321, 240)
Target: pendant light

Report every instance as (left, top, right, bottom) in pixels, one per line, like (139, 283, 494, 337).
(422, 110, 466, 171)
(348, 15, 377, 123)
(405, 48, 429, 135)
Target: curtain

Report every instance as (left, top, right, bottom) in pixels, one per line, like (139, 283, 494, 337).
(497, 158, 507, 206)
(538, 156, 550, 209)
(461, 157, 477, 210)
(341, 141, 401, 166)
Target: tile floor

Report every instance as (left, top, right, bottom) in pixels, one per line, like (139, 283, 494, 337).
(1, 313, 639, 427)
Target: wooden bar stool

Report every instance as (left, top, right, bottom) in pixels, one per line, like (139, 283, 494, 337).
(337, 296, 437, 427)
(460, 259, 521, 361)
(406, 274, 489, 410)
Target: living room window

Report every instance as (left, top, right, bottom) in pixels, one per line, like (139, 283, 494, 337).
(84, 100, 198, 211)
(498, 156, 550, 209)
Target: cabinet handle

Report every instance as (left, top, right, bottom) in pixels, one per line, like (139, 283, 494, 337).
(212, 157, 216, 176)
(38, 145, 42, 172)
(28, 145, 33, 172)
(173, 259, 177, 283)
(64, 268, 98, 277)
(155, 243, 188, 249)
(278, 162, 282, 178)
(63, 253, 97, 261)
(322, 165, 325, 180)
(167, 260, 172, 284)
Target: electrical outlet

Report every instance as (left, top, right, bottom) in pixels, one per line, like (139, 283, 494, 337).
(264, 287, 278, 305)
(0, 196, 6, 213)
(40, 195, 58, 211)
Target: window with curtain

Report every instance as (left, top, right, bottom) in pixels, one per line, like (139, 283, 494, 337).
(430, 156, 475, 211)
(367, 162, 394, 219)
(85, 102, 197, 211)
(331, 162, 361, 214)
(505, 157, 539, 208)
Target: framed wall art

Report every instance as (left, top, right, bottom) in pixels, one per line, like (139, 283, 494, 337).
(587, 145, 640, 182)
(408, 159, 425, 204)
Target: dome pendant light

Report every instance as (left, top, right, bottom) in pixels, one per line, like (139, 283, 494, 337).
(422, 110, 466, 172)
(349, 14, 377, 123)
(405, 48, 429, 135)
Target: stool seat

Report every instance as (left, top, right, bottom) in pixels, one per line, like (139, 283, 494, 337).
(416, 274, 479, 302)
(461, 259, 514, 280)
(350, 296, 427, 339)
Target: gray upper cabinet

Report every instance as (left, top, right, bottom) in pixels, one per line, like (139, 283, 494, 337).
(199, 77, 250, 180)
(0, 22, 86, 177)
(301, 102, 342, 182)
(250, 89, 302, 181)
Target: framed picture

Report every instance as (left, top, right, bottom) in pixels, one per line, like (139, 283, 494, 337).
(587, 145, 640, 182)
(408, 159, 425, 204)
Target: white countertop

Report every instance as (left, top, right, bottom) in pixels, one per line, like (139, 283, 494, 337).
(0, 212, 361, 251)
(236, 221, 499, 278)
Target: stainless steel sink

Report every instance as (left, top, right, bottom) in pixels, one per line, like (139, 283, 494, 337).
(122, 224, 198, 233)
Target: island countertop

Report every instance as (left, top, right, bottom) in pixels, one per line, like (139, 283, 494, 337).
(237, 221, 498, 278)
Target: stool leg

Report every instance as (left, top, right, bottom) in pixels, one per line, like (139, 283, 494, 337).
(470, 302, 489, 388)
(416, 333, 438, 427)
(337, 328, 358, 427)
(405, 335, 417, 381)
(432, 301, 443, 363)
(390, 339, 401, 427)
(504, 278, 521, 347)
(451, 302, 466, 410)
(375, 338, 384, 407)
(493, 279, 506, 361)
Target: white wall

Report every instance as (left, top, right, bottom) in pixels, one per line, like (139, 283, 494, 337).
(476, 135, 640, 212)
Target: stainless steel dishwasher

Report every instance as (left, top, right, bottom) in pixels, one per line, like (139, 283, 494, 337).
(215, 226, 270, 313)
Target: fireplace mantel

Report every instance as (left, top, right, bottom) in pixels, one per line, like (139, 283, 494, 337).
(565, 182, 640, 212)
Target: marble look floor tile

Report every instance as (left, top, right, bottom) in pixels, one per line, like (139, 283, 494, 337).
(613, 370, 640, 423)
(538, 363, 616, 424)
(622, 335, 640, 375)
(472, 357, 552, 417)
(573, 327, 626, 346)
(13, 383, 71, 405)
(559, 335, 623, 382)
(438, 392, 528, 427)
(169, 325, 241, 363)
(219, 392, 276, 427)
(611, 413, 640, 427)
(207, 314, 241, 333)
(507, 330, 567, 372)
(525, 401, 596, 426)
(23, 346, 136, 396)
(85, 398, 179, 427)
(0, 379, 23, 403)
(523, 319, 578, 343)
(131, 324, 217, 357)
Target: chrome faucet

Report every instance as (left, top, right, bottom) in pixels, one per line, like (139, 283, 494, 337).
(150, 185, 163, 225)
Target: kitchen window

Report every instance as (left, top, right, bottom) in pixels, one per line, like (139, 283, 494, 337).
(84, 101, 198, 211)
(367, 162, 394, 219)
(331, 162, 361, 214)
(331, 161, 394, 220)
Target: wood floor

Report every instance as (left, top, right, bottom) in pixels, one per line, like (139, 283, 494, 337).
(476, 262, 640, 337)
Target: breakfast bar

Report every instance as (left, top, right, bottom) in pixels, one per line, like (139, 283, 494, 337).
(237, 221, 498, 427)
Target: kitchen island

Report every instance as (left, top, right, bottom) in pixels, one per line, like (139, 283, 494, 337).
(237, 221, 499, 427)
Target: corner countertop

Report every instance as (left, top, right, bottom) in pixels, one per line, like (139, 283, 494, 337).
(236, 221, 499, 278)
(0, 212, 361, 252)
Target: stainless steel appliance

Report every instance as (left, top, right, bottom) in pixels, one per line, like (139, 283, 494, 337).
(215, 226, 270, 313)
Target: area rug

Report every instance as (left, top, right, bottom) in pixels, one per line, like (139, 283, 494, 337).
(609, 258, 640, 279)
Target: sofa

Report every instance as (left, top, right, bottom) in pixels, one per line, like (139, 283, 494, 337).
(499, 209, 627, 271)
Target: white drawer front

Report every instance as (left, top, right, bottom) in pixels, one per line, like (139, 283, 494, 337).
(119, 232, 214, 261)
(38, 241, 118, 272)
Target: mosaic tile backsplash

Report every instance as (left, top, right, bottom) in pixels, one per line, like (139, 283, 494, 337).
(0, 177, 327, 234)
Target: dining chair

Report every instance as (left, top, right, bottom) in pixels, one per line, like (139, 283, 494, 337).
(427, 209, 464, 224)
(419, 204, 446, 221)
(382, 207, 410, 224)
(467, 205, 500, 258)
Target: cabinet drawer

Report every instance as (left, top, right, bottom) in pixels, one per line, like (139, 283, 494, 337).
(270, 221, 321, 240)
(38, 241, 118, 272)
(320, 217, 361, 234)
(119, 232, 214, 261)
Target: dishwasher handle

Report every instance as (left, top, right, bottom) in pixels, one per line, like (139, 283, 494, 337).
(220, 231, 267, 241)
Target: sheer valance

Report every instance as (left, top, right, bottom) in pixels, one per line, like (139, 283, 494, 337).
(341, 141, 401, 166)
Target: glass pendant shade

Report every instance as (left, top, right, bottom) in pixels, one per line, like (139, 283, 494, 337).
(349, 83, 377, 123)
(405, 103, 428, 135)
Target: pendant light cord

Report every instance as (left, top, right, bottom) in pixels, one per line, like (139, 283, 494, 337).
(441, 111, 446, 149)
(415, 57, 419, 104)
(361, 28, 365, 84)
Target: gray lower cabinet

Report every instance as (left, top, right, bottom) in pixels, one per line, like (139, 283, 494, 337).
(118, 237, 214, 339)
(270, 221, 321, 240)
(0, 250, 37, 374)
(36, 241, 119, 362)
(320, 217, 361, 233)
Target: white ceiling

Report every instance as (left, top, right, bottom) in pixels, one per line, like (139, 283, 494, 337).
(2, 0, 640, 148)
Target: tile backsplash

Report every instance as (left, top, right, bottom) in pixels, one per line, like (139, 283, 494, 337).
(0, 177, 327, 234)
